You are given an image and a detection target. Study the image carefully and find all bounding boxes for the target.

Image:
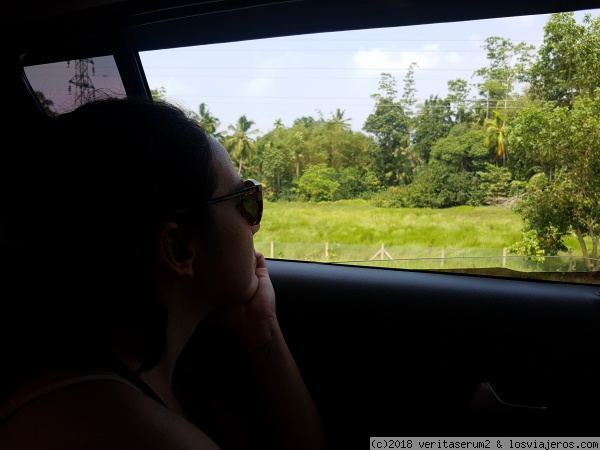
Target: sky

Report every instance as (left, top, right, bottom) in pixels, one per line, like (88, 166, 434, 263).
(139, 8, 597, 134)
(64, 9, 600, 136)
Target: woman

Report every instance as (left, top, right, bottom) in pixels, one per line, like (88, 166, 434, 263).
(0, 97, 326, 449)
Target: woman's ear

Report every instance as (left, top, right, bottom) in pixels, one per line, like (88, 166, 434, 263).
(154, 222, 196, 277)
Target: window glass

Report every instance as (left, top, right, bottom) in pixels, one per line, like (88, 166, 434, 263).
(139, 10, 600, 284)
(24, 55, 126, 116)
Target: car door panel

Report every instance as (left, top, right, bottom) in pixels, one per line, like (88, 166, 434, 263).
(267, 260, 600, 440)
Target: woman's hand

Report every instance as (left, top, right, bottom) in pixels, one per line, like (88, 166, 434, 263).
(202, 253, 327, 450)
(207, 251, 278, 352)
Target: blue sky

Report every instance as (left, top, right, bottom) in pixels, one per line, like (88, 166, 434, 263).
(141, 9, 599, 135)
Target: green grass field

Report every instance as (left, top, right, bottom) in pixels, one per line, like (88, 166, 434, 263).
(254, 200, 587, 272)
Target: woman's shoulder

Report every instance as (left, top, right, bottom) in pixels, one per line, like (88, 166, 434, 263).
(0, 369, 221, 450)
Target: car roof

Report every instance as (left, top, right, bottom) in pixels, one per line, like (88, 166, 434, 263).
(13, 0, 600, 57)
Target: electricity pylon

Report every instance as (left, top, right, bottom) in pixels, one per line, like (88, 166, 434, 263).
(67, 58, 95, 107)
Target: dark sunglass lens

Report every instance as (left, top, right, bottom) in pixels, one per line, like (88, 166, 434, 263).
(243, 197, 258, 224)
(242, 191, 262, 225)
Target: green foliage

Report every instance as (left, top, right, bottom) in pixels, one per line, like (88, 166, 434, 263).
(474, 36, 535, 118)
(446, 78, 472, 124)
(413, 95, 453, 163)
(150, 86, 167, 102)
(484, 110, 508, 166)
(510, 90, 600, 268)
(377, 163, 482, 208)
(223, 115, 260, 174)
(401, 62, 419, 114)
(294, 164, 340, 202)
(255, 119, 378, 200)
(363, 72, 413, 186)
(529, 12, 600, 105)
(293, 115, 323, 129)
(429, 123, 489, 171)
(513, 173, 570, 255)
(336, 167, 377, 200)
(476, 163, 512, 199)
(507, 229, 546, 263)
(255, 140, 291, 199)
(196, 102, 224, 141)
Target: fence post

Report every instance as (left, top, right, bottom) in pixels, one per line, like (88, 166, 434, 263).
(325, 242, 329, 259)
(370, 243, 393, 261)
(502, 247, 507, 268)
(270, 241, 274, 258)
(568, 248, 574, 271)
(441, 247, 445, 268)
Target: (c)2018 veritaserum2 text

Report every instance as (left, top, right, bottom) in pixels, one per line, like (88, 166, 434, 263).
(370, 439, 600, 450)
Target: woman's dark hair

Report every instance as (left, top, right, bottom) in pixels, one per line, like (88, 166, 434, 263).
(2, 97, 218, 389)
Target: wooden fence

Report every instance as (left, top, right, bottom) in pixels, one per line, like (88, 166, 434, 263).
(258, 242, 584, 271)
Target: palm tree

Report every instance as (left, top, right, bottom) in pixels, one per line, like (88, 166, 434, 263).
(329, 108, 351, 130)
(273, 118, 285, 129)
(484, 110, 508, 166)
(197, 102, 224, 141)
(223, 115, 260, 174)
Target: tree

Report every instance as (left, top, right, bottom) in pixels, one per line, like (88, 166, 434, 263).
(509, 90, 600, 270)
(529, 12, 600, 106)
(293, 116, 323, 129)
(476, 163, 512, 200)
(363, 72, 412, 186)
(413, 94, 453, 163)
(256, 119, 376, 200)
(473, 37, 534, 119)
(294, 164, 340, 202)
(257, 140, 290, 197)
(446, 78, 472, 124)
(223, 115, 260, 174)
(484, 110, 508, 166)
(393, 163, 480, 208)
(289, 130, 306, 178)
(400, 62, 418, 115)
(150, 86, 167, 102)
(35, 91, 57, 117)
(329, 109, 351, 130)
(197, 102, 223, 140)
(429, 123, 489, 172)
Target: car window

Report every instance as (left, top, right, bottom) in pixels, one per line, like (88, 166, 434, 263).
(149, 10, 596, 284)
(24, 55, 126, 116)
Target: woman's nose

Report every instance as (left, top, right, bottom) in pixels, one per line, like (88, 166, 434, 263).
(251, 223, 260, 235)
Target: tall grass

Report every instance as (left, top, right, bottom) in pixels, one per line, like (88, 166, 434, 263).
(256, 200, 521, 249)
(254, 200, 588, 272)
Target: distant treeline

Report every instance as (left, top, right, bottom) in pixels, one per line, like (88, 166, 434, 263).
(153, 12, 600, 269)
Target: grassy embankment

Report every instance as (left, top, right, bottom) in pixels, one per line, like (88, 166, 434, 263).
(254, 200, 585, 272)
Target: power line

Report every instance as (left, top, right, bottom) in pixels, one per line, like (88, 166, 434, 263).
(143, 67, 497, 71)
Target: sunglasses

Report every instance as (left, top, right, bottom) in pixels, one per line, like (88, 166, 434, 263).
(171, 179, 263, 226)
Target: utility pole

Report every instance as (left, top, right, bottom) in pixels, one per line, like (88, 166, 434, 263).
(67, 58, 95, 107)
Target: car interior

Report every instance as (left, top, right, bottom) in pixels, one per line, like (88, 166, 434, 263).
(7, 0, 600, 446)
